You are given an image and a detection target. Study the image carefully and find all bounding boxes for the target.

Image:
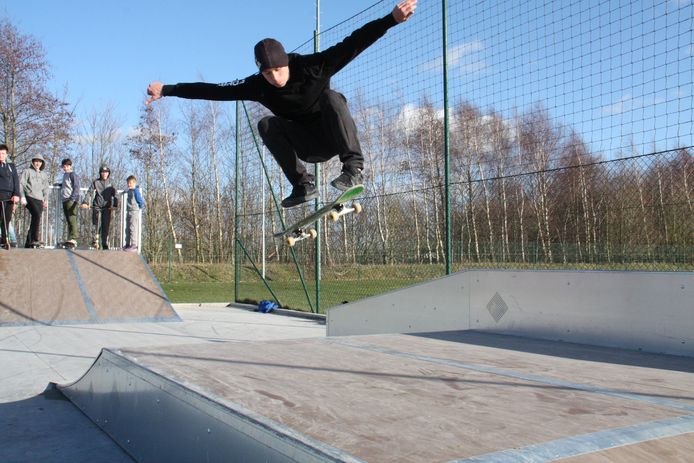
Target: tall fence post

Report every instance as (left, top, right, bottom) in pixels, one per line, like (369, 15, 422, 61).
(442, 0, 452, 274)
(314, 0, 322, 313)
(234, 101, 240, 303)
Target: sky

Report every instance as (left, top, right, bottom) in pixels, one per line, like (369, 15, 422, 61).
(1, 0, 692, 161)
(0, 0, 386, 130)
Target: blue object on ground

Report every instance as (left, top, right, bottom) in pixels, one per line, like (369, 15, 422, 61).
(257, 300, 278, 313)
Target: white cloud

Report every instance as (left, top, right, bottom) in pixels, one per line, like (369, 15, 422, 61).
(418, 41, 487, 75)
(602, 94, 667, 116)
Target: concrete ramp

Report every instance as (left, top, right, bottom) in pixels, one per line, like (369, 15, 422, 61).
(0, 249, 178, 326)
(327, 269, 694, 357)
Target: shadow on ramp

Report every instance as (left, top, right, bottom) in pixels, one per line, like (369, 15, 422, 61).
(0, 385, 134, 463)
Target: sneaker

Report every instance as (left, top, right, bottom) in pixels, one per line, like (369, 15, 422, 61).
(281, 183, 319, 208)
(330, 168, 363, 191)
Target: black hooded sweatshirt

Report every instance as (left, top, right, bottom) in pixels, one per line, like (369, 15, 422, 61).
(161, 14, 398, 123)
(0, 161, 19, 197)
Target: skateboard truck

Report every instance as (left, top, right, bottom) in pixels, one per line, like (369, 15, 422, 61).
(285, 228, 318, 247)
(328, 202, 363, 222)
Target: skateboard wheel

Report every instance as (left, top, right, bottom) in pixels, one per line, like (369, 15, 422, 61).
(329, 210, 340, 222)
(353, 202, 362, 214)
(309, 228, 318, 239)
(286, 236, 296, 247)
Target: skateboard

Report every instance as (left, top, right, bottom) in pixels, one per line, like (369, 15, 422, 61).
(274, 184, 364, 247)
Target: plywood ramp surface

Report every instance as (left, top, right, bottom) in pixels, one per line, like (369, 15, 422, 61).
(0, 249, 177, 326)
(116, 332, 694, 462)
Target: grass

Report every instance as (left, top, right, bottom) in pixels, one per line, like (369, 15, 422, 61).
(158, 274, 422, 312)
(151, 262, 434, 311)
(159, 282, 234, 304)
(151, 261, 692, 311)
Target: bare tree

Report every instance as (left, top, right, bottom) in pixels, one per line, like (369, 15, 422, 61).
(0, 18, 72, 164)
(355, 95, 396, 263)
(129, 104, 180, 260)
(518, 106, 562, 262)
(412, 99, 445, 263)
(182, 102, 204, 262)
(487, 110, 513, 261)
(206, 101, 225, 261)
(453, 102, 482, 261)
(78, 103, 126, 181)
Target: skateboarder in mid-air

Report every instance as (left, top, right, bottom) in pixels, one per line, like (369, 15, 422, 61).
(146, 0, 417, 208)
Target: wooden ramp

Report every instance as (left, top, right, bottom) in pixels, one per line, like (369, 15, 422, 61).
(0, 249, 178, 326)
(58, 331, 694, 462)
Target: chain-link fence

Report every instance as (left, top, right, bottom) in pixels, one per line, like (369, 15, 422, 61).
(229, 1, 692, 312)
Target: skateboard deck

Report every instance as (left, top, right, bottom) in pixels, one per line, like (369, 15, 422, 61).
(61, 241, 94, 251)
(275, 184, 364, 246)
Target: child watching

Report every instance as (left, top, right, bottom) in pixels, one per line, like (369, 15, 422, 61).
(123, 175, 145, 252)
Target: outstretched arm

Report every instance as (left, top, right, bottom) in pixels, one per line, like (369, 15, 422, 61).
(317, 0, 417, 76)
(146, 78, 259, 104)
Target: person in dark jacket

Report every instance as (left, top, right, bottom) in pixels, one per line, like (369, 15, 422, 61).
(146, 0, 417, 207)
(81, 165, 118, 249)
(19, 153, 51, 247)
(59, 158, 80, 247)
(0, 144, 20, 249)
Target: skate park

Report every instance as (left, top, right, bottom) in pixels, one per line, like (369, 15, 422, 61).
(1, 246, 693, 462)
(1, 0, 693, 461)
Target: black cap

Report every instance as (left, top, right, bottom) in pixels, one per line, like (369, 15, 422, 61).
(254, 38, 288, 71)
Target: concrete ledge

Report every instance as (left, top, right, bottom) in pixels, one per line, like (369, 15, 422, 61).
(327, 269, 694, 357)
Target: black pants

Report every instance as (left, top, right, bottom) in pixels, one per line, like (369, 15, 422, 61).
(257, 89, 363, 187)
(0, 193, 13, 245)
(24, 196, 43, 246)
(92, 207, 112, 249)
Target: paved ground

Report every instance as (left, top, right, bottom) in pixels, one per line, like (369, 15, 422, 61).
(0, 303, 325, 463)
(4, 302, 694, 462)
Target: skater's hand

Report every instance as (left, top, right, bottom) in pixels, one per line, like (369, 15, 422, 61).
(392, 0, 417, 23)
(20, 197, 27, 206)
(11, 195, 19, 204)
(146, 81, 163, 105)
(80, 203, 89, 209)
(42, 201, 48, 209)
